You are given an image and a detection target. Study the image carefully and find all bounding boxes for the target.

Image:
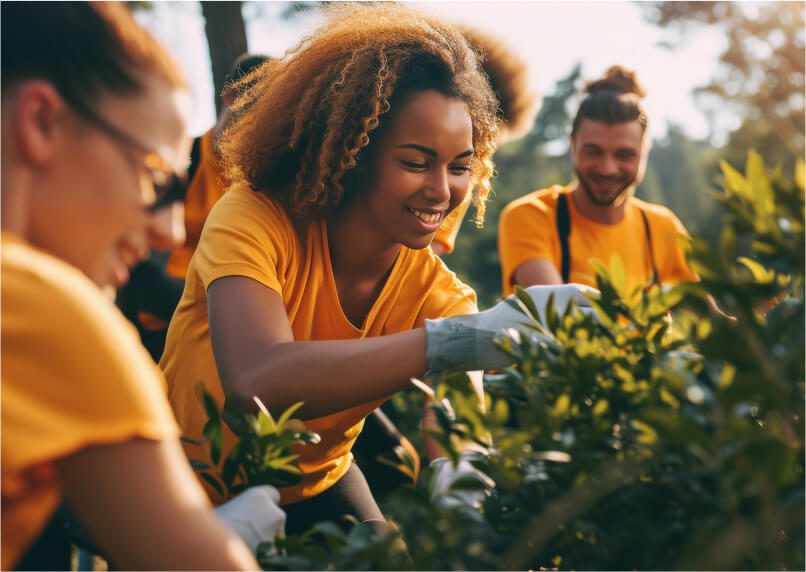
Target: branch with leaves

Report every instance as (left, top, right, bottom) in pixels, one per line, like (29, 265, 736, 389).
(185, 386, 320, 499)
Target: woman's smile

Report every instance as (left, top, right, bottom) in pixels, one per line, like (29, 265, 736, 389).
(406, 206, 444, 227)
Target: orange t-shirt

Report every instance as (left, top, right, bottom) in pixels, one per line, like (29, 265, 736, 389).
(161, 186, 477, 505)
(498, 185, 697, 296)
(1, 234, 178, 569)
(167, 129, 226, 280)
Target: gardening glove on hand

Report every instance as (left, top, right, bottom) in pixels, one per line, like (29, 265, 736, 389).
(425, 283, 598, 372)
(429, 453, 495, 510)
(214, 485, 286, 555)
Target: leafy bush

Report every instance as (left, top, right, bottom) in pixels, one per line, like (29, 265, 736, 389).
(188, 388, 320, 499)
(215, 152, 804, 570)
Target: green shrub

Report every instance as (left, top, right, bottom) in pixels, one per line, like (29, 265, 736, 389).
(255, 151, 803, 570)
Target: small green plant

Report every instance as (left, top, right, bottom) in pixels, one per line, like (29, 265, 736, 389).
(185, 386, 320, 499)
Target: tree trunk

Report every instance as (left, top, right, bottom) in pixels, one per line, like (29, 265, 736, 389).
(200, 1, 247, 115)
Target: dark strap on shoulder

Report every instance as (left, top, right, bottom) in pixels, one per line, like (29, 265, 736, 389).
(188, 135, 202, 182)
(556, 193, 571, 283)
(639, 208, 659, 285)
(556, 194, 658, 287)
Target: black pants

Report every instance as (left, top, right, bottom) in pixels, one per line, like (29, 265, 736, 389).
(15, 509, 72, 571)
(352, 407, 420, 501)
(283, 462, 389, 537)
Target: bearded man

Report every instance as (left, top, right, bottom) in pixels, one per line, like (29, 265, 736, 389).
(498, 65, 696, 296)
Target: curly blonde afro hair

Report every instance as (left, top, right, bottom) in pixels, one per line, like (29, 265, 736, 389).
(218, 4, 500, 224)
(458, 25, 540, 143)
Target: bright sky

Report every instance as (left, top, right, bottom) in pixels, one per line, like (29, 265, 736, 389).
(137, 1, 733, 141)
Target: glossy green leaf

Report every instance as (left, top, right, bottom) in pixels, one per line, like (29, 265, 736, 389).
(513, 285, 541, 323)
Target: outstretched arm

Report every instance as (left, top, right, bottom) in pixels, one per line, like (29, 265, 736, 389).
(208, 275, 591, 420)
(208, 275, 427, 419)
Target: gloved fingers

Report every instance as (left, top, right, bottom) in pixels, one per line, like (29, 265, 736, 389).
(568, 283, 600, 307)
(429, 456, 494, 510)
(429, 456, 493, 492)
(214, 485, 286, 554)
(423, 285, 601, 372)
(524, 283, 599, 310)
(473, 302, 527, 333)
(248, 484, 282, 505)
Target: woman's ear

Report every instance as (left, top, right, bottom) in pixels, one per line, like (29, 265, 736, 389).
(10, 80, 70, 167)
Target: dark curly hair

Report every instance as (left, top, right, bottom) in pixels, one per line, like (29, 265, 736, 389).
(571, 65, 648, 137)
(218, 4, 500, 225)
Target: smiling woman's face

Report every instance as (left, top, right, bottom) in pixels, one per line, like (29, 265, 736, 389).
(26, 73, 190, 288)
(361, 89, 474, 251)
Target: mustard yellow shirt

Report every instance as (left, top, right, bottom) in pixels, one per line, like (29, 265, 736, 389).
(1, 234, 178, 569)
(161, 186, 477, 505)
(498, 185, 697, 296)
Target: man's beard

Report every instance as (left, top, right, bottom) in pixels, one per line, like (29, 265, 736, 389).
(576, 169, 634, 207)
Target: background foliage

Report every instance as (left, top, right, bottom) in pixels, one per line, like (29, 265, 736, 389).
(248, 152, 804, 570)
(442, 1, 804, 307)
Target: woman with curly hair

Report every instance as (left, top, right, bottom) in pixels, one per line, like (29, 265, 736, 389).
(354, 22, 543, 498)
(161, 4, 588, 534)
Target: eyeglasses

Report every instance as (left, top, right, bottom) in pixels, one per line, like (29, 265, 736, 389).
(72, 101, 188, 211)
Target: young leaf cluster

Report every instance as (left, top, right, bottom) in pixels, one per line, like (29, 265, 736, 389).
(187, 387, 321, 499)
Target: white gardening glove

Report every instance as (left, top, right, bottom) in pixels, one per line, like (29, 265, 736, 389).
(214, 485, 286, 555)
(425, 283, 598, 372)
(429, 453, 495, 510)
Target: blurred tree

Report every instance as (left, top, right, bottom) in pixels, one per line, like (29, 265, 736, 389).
(639, 124, 721, 240)
(131, 1, 249, 115)
(280, 1, 332, 19)
(642, 1, 805, 170)
(522, 62, 582, 150)
(200, 1, 248, 115)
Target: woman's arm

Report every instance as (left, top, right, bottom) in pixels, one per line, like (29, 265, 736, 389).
(208, 275, 427, 419)
(56, 438, 258, 571)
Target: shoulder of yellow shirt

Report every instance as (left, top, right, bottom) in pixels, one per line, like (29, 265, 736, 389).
(501, 184, 570, 217)
(630, 196, 678, 222)
(2, 237, 148, 353)
(503, 188, 682, 225)
(4, 238, 100, 302)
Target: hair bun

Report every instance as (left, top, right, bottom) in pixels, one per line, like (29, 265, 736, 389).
(585, 65, 645, 98)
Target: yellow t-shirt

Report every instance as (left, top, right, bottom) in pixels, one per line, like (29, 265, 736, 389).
(1, 234, 178, 569)
(498, 185, 697, 296)
(432, 196, 471, 254)
(167, 129, 226, 280)
(161, 186, 477, 506)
